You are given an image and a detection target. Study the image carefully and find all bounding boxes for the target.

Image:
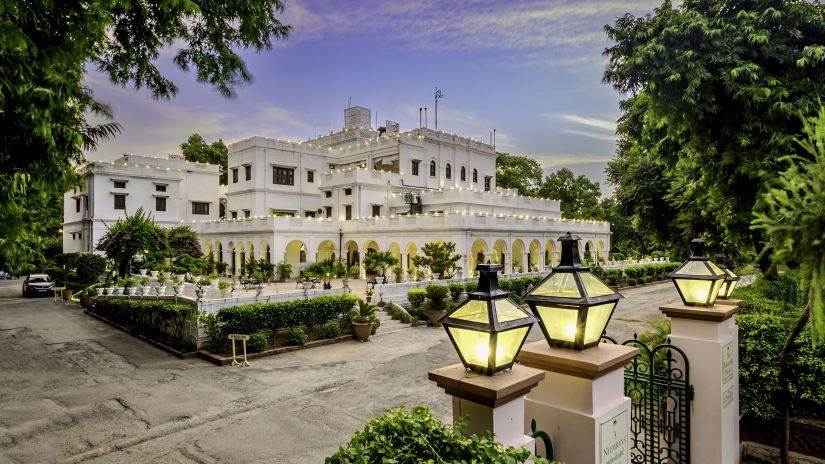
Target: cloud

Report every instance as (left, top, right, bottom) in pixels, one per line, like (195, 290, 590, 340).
(561, 129, 617, 141)
(534, 153, 614, 167)
(558, 114, 616, 131)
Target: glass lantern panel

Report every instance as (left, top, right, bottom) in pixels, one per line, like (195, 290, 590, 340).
(674, 278, 720, 305)
(532, 273, 581, 298)
(495, 327, 530, 367)
(709, 278, 725, 303)
(535, 304, 579, 344)
(494, 298, 532, 323)
(724, 268, 738, 279)
(707, 261, 725, 277)
(718, 280, 734, 299)
(678, 260, 714, 276)
(579, 272, 615, 297)
(449, 299, 489, 324)
(583, 302, 616, 345)
(446, 327, 492, 368)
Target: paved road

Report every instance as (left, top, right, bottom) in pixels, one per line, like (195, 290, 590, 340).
(0, 282, 679, 463)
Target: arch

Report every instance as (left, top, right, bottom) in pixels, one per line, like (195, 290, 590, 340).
(460, 166, 466, 182)
(285, 240, 307, 276)
(529, 239, 541, 271)
(363, 240, 379, 255)
(512, 239, 526, 272)
(388, 242, 401, 264)
(317, 240, 336, 261)
(597, 240, 605, 264)
(445, 163, 452, 179)
(259, 240, 271, 262)
(492, 239, 508, 267)
(473, 168, 478, 183)
(246, 241, 255, 261)
(470, 239, 488, 272)
(429, 160, 437, 177)
(204, 241, 213, 258)
(228, 242, 235, 273)
(545, 240, 556, 268)
(236, 242, 246, 275)
(217, 242, 223, 263)
(584, 240, 594, 263)
(405, 242, 418, 270)
(345, 240, 359, 267)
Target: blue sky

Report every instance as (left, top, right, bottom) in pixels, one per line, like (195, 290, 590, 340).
(84, 0, 662, 193)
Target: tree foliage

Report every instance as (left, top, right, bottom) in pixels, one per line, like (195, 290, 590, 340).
(362, 251, 398, 276)
(538, 168, 601, 219)
(181, 134, 229, 184)
(96, 208, 167, 276)
(412, 242, 462, 278)
(603, 0, 825, 264)
(1, 1, 291, 269)
(495, 152, 543, 196)
(167, 226, 202, 259)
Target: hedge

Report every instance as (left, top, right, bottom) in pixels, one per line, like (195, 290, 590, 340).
(90, 298, 195, 351)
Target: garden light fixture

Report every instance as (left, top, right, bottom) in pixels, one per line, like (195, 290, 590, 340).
(522, 232, 623, 351)
(440, 262, 536, 375)
(714, 253, 739, 300)
(669, 238, 727, 306)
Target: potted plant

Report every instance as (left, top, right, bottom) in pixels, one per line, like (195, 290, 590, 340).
(195, 277, 210, 299)
(392, 266, 403, 283)
(156, 273, 168, 296)
(349, 264, 360, 279)
(104, 280, 115, 296)
(218, 280, 230, 298)
(208, 273, 221, 288)
(171, 275, 184, 296)
(424, 284, 449, 327)
(216, 261, 228, 277)
(124, 277, 138, 295)
(370, 315, 381, 335)
(253, 271, 266, 296)
(149, 269, 159, 280)
(139, 268, 147, 277)
(305, 258, 346, 290)
(349, 299, 376, 341)
(139, 276, 152, 295)
(365, 287, 373, 302)
(364, 251, 398, 285)
(276, 261, 292, 282)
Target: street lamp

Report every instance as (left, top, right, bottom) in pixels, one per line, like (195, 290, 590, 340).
(714, 253, 740, 300)
(440, 262, 536, 375)
(669, 238, 726, 306)
(523, 232, 623, 351)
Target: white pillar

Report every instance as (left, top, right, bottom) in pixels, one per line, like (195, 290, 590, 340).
(360, 249, 368, 279)
(660, 302, 740, 464)
(519, 341, 638, 464)
(401, 252, 408, 281)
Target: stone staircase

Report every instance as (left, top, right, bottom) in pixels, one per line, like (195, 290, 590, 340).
(372, 305, 424, 336)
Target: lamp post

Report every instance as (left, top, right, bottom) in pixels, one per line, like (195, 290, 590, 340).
(440, 262, 536, 375)
(669, 238, 727, 306)
(714, 253, 740, 300)
(522, 232, 623, 351)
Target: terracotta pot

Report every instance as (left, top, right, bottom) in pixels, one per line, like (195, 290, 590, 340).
(371, 325, 377, 335)
(412, 320, 420, 327)
(352, 322, 373, 341)
(79, 296, 93, 308)
(365, 296, 372, 302)
(428, 310, 447, 327)
(62, 289, 73, 301)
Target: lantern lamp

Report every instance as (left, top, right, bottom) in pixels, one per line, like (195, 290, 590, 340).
(714, 253, 740, 300)
(440, 262, 536, 375)
(669, 238, 727, 306)
(523, 232, 623, 351)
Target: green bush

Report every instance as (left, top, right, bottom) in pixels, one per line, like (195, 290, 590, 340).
(407, 289, 426, 307)
(407, 307, 428, 321)
(464, 281, 478, 293)
(287, 326, 307, 346)
(75, 253, 108, 284)
(247, 333, 268, 353)
(448, 283, 464, 302)
(425, 284, 449, 310)
(325, 406, 555, 464)
(90, 298, 195, 351)
(627, 278, 637, 286)
(320, 323, 341, 339)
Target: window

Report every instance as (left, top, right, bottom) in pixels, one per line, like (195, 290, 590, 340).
(273, 166, 295, 185)
(113, 194, 125, 210)
(244, 210, 250, 218)
(345, 205, 352, 220)
(325, 191, 332, 198)
(446, 163, 451, 179)
(372, 205, 381, 217)
(113, 180, 126, 189)
(155, 184, 166, 192)
(155, 197, 166, 212)
(484, 176, 492, 192)
(329, 164, 335, 169)
(75, 198, 80, 212)
(245, 165, 251, 181)
(461, 166, 466, 181)
(473, 169, 478, 183)
(232, 168, 239, 183)
(231, 211, 238, 219)
(325, 206, 332, 218)
(192, 202, 210, 215)
(344, 188, 352, 196)
(307, 170, 314, 183)
(429, 160, 436, 177)
(305, 211, 316, 218)
(412, 160, 419, 176)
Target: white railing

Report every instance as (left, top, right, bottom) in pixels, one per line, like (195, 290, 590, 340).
(600, 257, 670, 270)
(376, 270, 548, 306)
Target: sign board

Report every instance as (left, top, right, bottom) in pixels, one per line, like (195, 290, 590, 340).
(722, 342, 734, 383)
(228, 334, 250, 341)
(600, 410, 629, 464)
(723, 385, 734, 408)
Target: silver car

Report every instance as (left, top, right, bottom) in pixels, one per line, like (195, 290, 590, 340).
(23, 274, 55, 297)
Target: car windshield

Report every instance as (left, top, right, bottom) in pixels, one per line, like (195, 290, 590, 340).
(29, 277, 50, 283)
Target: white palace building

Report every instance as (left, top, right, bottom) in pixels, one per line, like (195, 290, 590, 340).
(64, 106, 611, 278)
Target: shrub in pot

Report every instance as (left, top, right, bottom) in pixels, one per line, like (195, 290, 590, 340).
(424, 284, 449, 327)
(349, 299, 376, 341)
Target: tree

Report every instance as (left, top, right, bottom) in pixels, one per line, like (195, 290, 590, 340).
(96, 208, 167, 276)
(495, 152, 543, 196)
(306, 258, 346, 289)
(167, 226, 203, 259)
(603, 0, 825, 270)
(752, 107, 825, 464)
(412, 242, 462, 278)
(181, 134, 229, 185)
(1, 1, 291, 270)
(75, 253, 108, 284)
(363, 251, 399, 277)
(537, 168, 601, 219)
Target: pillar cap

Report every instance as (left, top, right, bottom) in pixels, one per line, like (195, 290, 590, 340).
(659, 302, 738, 322)
(714, 298, 742, 307)
(428, 363, 545, 408)
(517, 341, 639, 380)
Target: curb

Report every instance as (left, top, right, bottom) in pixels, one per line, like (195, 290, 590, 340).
(197, 334, 357, 366)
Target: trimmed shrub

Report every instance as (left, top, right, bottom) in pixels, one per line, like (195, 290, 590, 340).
(247, 333, 268, 353)
(90, 298, 195, 350)
(407, 307, 428, 321)
(425, 284, 449, 310)
(464, 281, 478, 293)
(447, 283, 464, 302)
(286, 326, 307, 346)
(627, 278, 638, 286)
(320, 323, 341, 339)
(407, 289, 426, 307)
(75, 253, 108, 284)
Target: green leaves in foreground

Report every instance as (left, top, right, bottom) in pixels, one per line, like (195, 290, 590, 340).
(325, 406, 556, 464)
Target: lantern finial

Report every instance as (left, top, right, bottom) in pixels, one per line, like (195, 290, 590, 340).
(474, 262, 506, 298)
(557, 232, 586, 270)
(689, 238, 708, 260)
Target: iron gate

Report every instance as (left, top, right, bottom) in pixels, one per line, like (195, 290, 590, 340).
(602, 335, 693, 464)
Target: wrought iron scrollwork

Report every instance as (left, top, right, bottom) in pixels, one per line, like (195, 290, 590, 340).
(528, 418, 554, 461)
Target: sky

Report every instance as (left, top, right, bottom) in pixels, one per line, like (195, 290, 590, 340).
(83, 0, 662, 195)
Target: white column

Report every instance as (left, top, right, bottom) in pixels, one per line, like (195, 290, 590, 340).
(360, 249, 368, 279)
(660, 302, 740, 464)
(401, 252, 408, 280)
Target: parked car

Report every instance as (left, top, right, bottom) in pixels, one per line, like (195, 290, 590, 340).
(0, 271, 9, 280)
(23, 274, 55, 297)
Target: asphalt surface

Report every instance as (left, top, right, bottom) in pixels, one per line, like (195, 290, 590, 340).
(0, 281, 682, 463)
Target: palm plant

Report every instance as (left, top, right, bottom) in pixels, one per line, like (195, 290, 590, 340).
(349, 299, 377, 323)
(305, 258, 346, 289)
(363, 251, 398, 277)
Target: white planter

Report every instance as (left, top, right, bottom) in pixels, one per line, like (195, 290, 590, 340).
(104, 287, 113, 296)
(156, 285, 166, 296)
(231, 282, 239, 291)
(195, 287, 206, 300)
(95, 288, 104, 296)
(139, 269, 147, 277)
(432, 273, 441, 280)
(376, 276, 385, 284)
(177, 274, 185, 282)
(173, 284, 184, 296)
(150, 270, 159, 280)
(255, 285, 264, 296)
(126, 287, 137, 296)
(143, 285, 154, 296)
(211, 278, 220, 289)
(113, 286, 123, 296)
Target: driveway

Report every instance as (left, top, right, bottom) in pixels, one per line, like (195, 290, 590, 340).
(0, 281, 680, 463)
